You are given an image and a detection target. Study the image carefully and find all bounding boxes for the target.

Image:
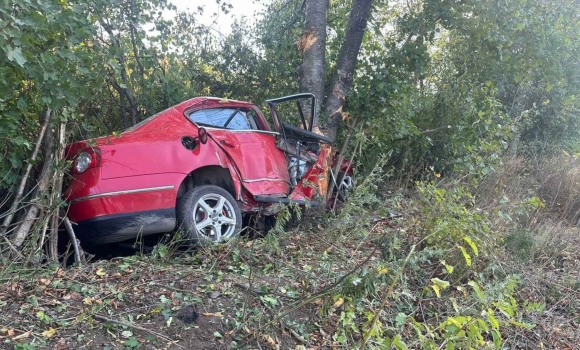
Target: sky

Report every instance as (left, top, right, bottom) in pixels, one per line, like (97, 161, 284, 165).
(169, 0, 265, 35)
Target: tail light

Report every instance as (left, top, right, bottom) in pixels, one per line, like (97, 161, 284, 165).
(74, 147, 101, 174)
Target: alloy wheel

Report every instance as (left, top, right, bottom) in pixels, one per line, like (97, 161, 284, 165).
(192, 193, 238, 241)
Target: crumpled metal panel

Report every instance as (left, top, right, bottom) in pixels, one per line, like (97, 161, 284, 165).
(289, 146, 330, 201)
(206, 129, 290, 197)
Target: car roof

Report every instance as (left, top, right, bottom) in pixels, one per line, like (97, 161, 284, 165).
(174, 96, 255, 112)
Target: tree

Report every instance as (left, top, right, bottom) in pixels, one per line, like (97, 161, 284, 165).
(298, 0, 374, 141)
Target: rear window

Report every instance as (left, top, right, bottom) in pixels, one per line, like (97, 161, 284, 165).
(188, 108, 257, 130)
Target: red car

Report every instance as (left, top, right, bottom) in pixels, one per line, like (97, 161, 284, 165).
(64, 94, 353, 246)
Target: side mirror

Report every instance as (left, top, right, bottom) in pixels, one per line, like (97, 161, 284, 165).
(198, 127, 208, 144)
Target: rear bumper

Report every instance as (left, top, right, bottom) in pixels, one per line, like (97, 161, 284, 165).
(73, 208, 176, 244)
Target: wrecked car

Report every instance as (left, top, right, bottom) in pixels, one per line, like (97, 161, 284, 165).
(64, 94, 353, 246)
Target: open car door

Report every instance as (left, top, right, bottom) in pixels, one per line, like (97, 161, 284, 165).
(266, 94, 333, 202)
(266, 93, 333, 146)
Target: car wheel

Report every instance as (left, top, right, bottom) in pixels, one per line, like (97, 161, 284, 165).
(177, 185, 242, 245)
(327, 172, 355, 210)
(336, 171, 355, 202)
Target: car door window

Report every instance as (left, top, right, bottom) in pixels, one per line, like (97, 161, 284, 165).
(188, 108, 253, 130)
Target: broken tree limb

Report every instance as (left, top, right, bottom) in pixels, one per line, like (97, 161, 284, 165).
(63, 217, 85, 264)
(331, 138, 361, 211)
(332, 115, 360, 179)
(47, 215, 59, 262)
(0, 109, 51, 240)
(12, 121, 55, 248)
(48, 122, 67, 262)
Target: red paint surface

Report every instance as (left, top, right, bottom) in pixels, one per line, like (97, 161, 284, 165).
(208, 130, 290, 196)
(68, 190, 175, 222)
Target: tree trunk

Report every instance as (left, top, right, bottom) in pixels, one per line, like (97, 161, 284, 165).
(118, 52, 138, 126)
(297, 0, 328, 124)
(98, 17, 138, 127)
(119, 84, 128, 129)
(323, 0, 373, 141)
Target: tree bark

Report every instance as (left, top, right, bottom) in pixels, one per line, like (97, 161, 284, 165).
(297, 0, 328, 124)
(323, 0, 373, 141)
(112, 79, 128, 129)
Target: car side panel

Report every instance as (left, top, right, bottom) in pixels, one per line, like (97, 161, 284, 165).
(207, 130, 290, 197)
(66, 173, 182, 222)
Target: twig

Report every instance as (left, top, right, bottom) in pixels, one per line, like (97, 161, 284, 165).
(233, 282, 300, 300)
(331, 115, 360, 184)
(285, 322, 307, 344)
(332, 138, 361, 211)
(92, 313, 182, 346)
(1, 236, 24, 259)
(150, 282, 194, 294)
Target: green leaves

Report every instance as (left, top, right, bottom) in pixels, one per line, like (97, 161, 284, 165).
(6, 46, 27, 66)
(431, 278, 450, 298)
(458, 246, 472, 267)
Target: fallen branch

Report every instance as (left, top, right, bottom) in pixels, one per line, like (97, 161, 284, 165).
(92, 313, 181, 346)
(64, 217, 86, 264)
(48, 121, 67, 262)
(233, 282, 300, 300)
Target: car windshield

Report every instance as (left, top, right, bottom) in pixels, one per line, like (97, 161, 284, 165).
(188, 108, 255, 130)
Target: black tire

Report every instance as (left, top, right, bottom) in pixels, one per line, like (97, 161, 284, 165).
(176, 185, 242, 245)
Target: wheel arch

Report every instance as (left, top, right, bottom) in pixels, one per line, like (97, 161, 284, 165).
(176, 166, 238, 204)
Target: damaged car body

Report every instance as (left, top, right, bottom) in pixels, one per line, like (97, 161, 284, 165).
(64, 94, 353, 246)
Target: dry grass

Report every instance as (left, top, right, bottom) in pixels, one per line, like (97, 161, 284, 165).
(475, 154, 580, 348)
(536, 154, 580, 224)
